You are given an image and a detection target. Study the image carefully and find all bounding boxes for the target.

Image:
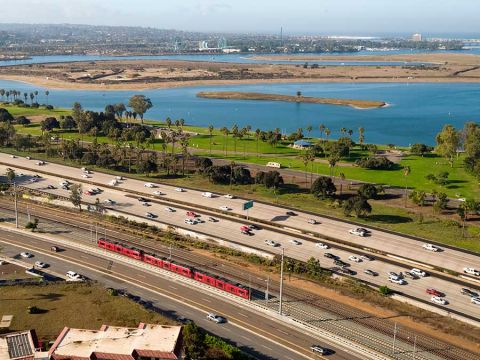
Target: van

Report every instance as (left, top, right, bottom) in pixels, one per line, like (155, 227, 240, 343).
(266, 162, 281, 169)
(66, 271, 82, 280)
(202, 192, 213, 198)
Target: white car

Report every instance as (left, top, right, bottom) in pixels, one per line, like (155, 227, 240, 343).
(224, 194, 235, 199)
(34, 261, 47, 268)
(471, 297, 480, 305)
(464, 268, 480, 276)
(59, 180, 70, 186)
(289, 239, 301, 245)
(175, 187, 185, 192)
(349, 228, 366, 237)
(184, 218, 197, 225)
(144, 183, 156, 188)
(264, 239, 279, 247)
(115, 176, 124, 180)
(36, 161, 45, 165)
(26, 156, 31, 160)
(108, 179, 118, 186)
(153, 190, 164, 196)
(410, 268, 427, 277)
(431, 296, 448, 305)
(82, 174, 90, 178)
(389, 277, 406, 285)
(145, 212, 156, 219)
(66, 271, 83, 281)
(348, 255, 362, 263)
(164, 207, 175, 212)
(315, 242, 329, 249)
(219, 206, 231, 211)
(103, 199, 116, 205)
(310, 345, 327, 355)
(20, 252, 33, 258)
(202, 192, 213, 198)
(206, 313, 226, 323)
(307, 219, 318, 225)
(29, 178, 38, 183)
(423, 243, 439, 252)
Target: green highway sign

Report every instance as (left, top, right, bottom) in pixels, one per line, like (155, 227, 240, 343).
(243, 200, 254, 211)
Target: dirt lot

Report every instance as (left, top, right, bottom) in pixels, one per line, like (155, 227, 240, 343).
(1, 53, 480, 90)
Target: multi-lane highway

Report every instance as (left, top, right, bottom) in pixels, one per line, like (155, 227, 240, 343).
(0, 227, 363, 360)
(1, 155, 479, 321)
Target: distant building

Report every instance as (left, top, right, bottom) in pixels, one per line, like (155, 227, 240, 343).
(293, 140, 313, 149)
(412, 33, 422, 42)
(0, 330, 39, 360)
(48, 323, 182, 360)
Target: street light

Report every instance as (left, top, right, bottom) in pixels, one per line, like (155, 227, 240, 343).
(279, 248, 285, 315)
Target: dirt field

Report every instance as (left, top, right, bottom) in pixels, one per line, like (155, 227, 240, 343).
(0, 53, 480, 91)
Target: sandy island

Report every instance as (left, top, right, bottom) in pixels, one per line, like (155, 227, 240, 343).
(197, 91, 385, 109)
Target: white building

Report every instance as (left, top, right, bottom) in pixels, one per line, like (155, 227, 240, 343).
(412, 33, 422, 42)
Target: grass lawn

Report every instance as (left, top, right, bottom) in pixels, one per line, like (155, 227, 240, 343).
(0, 103, 71, 118)
(0, 283, 173, 339)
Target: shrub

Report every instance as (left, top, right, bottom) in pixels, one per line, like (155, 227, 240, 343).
(355, 157, 395, 170)
(379, 286, 393, 296)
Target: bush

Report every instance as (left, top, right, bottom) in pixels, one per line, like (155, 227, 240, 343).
(311, 176, 336, 199)
(379, 286, 393, 296)
(355, 157, 395, 170)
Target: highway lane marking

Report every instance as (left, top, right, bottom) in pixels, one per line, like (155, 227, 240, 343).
(278, 328, 289, 335)
(262, 345, 273, 351)
(201, 298, 212, 303)
(169, 285, 178, 290)
(241, 335, 252, 341)
(0, 236, 314, 360)
(238, 312, 249, 318)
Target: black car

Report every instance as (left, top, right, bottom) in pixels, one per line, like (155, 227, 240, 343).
(364, 269, 378, 276)
(248, 224, 261, 230)
(461, 288, 479, 297)
(286, 211, 298, 216)
(241, 230, 253, 236)
(334, 259, 348, 267)
(208, 217, 219, 222)
(324, 253, 337, 259)
(137, 197, 150, 202)
(338, 268, 356, 276)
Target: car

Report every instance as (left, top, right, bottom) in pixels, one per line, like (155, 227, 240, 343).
(423, 243, 440, 252)
(174, 187, 185, 192)
(46, 185, 56, 190)
(264, 239, 279, 247)
(224, 194, 235, 199)
(219, 206, 231, 211)
(286, 211, 297, 216)
(307, 219, 318, 225)
(388, 271, 401, 279)
(364, 269, 378, 276)
(10, 155, 16, 158)
(164, 207, 175, 213)
(241, 230, 253, 236)
(33, 174, 41, 178)
(315, 242, 329, 249)
(82, 169, 91, 174)
(348, 255, 362, 263)
(186, 211, 198, 217)
(431, 296, 448, 305)
(248, 224, 260, 230)
(389, 278, 406, 285)
(349, 228, 367, 237)
(34, 261, 47, 268)
(59, 180, 70, 187)
(20, 252, 33, 258)
(184, 219, 197, 225)
(202, 192, 213, 198)
(426, 288, 444, 297)
(115, 176, 124, 180)
(66, 271, 83, 281)
(310, 345, 327, 354)
(461, 288, 479, 297)
(323, 252, 337, 259)
(142, 202, 151, 207)
(50, 246, 59, 252)
(145, 212, 156, 219)
(334, 259, 348, 267)
(208, 217, 218, 222)
(36, 161, 45, 166)
(471, 297, 480, 305)
(82, 174, 90, 178)
(464, 268, 480, 276)
(26, 156, 31, 160)
(153, 190, 164, 196)
(137, 197, 149, 202)
(103, 199, 116, 205)
(108, 179, 119, 186)
(29, 178, 38, 183)
(410, 268, 427, 277)
(403, 272, 419, 280)
(84, 191, 92, 196)
(360, 254, 374, 261)
(289, 239, 301, 245)
(176, 316, 192, 324)
(338, 268, 356, 276)
(144, 183, 156, 188)
(206, 313, 226, 323)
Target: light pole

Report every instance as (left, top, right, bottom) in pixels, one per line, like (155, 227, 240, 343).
(279, 248, 285, 315)
(265, 276, 270, 306)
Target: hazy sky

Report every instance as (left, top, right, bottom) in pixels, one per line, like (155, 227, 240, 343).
(2, 0, 479, 35)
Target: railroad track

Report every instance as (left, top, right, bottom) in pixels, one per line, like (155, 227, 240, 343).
(0, 200, 477, 360)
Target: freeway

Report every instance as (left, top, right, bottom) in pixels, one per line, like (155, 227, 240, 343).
(1, 153, 478, 278)
(1, 160, 479, 321)
(0, 228, 361, 360)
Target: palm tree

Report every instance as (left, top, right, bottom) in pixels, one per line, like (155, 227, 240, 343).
(255, 129, 261, 157)
(175, 119, 180, 128)
(208, 125, 214, 154)
(45, 91, 50, 105)
(0, 89, 5, 101)
(339, 173, 346, 195)
(180, 136, 190, 176)
(23, 92, 28, 103)
(179, 118, 185, 129)
(220, 127, 229, 156)
(319, 124, 325, 141)
(29, 92, 34, 104)
(306, 125, 313, 138)
(325, 128, 331, 141)
(34, 90, 38, 103)
(300, 152, 310, 187)
(231, 124, 239, 153)
(229, 161, 236, 189)
(165, 117, 172, 129)
(340, 127, 347, 137)
(358, 127, 365, 144)
(348, 129, 353, 138)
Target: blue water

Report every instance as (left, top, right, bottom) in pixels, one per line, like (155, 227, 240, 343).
(3, 49, 480, 67)
(1, 79, 479, 146)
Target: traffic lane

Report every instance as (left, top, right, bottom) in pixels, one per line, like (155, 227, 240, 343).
(0, 232, 359, 360)
(7, 174, 480, 319)
(2, 158, 478, 275)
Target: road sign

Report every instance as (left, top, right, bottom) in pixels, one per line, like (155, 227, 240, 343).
(243, 200, 254, 211)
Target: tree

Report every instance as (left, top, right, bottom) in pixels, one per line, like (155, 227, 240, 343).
(358, 183, 379, 199)
(311, 176, 336, 199)
(231, 124, 239, 153)
(114, 103, 126, 120)
(410, 143, 432, 157)
(6, 168, 15, 183)
(343, 195, 372, 217)
(0, 108, 14, 122)
(45, 90, 50, 105)
(327, 155, 339, 177)
(403, 166, 410, 208)
(208, 124, 214, 154)
(254, 128, 261, 157)
(432, 192, 448, 213)
(220, 127, 229, 156)
(128, 95, 153, 124)
(358, 127, 365, 144)
(435, 124, 459, 167)
(182, 322, 205, 359)
(306, 257, 322, 278)
(25, 218, 39, 232)
(379, 286, 393, 296)
(457, 206, 466, 237)
(69, 184, 83, 211)
(263, 171, 283, 189)
(16, 116, 31, 127)
(409, 190, 426, 207)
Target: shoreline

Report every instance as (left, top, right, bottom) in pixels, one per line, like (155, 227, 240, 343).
(1, 74, 480, 91)
(197, 91, 386, 109)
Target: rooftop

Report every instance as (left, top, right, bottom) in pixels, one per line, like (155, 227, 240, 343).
(49, 323, 182, 360)
(0, 330, 37, 360)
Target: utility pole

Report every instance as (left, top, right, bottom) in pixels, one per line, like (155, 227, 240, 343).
(95, 223, 98, 241)
(279, 248, 284, 315)
(13, 182, 18, 228)
(248, 274, 251, 301)
(265, 276, 270, 305)
(27, 205, 31, 222)
(392, 322, 398, 354)
(168, 244, 172, 260)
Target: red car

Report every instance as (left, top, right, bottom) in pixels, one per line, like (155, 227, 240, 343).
(186, 211, 198, 218)
(83, 191, 92, 196)
(426, 288, 444, 297)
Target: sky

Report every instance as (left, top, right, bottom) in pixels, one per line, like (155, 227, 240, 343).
(1, 0, 479, 36)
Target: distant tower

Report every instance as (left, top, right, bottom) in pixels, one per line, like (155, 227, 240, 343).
(217, 37, 227, 49)
(412, 33, 422, 42)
